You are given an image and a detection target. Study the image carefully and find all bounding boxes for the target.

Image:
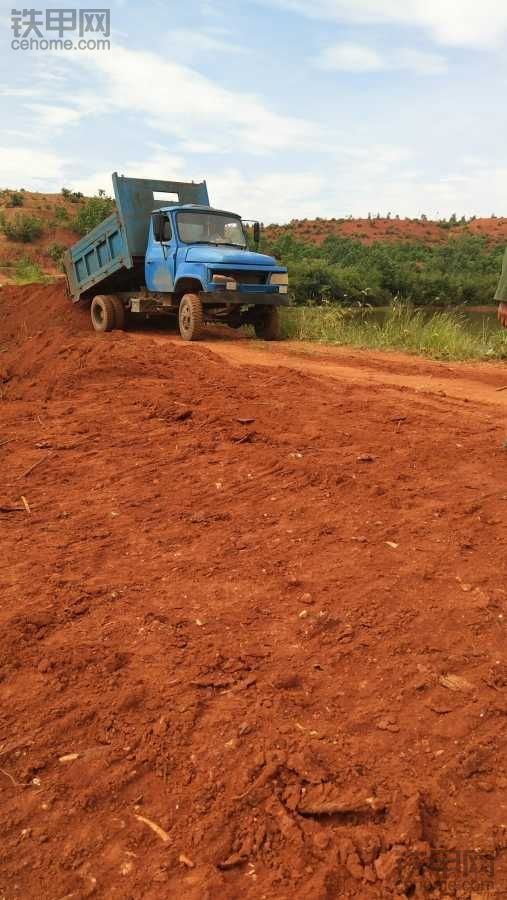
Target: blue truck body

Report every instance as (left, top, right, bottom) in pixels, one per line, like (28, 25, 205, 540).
(64, 173, 288, 340)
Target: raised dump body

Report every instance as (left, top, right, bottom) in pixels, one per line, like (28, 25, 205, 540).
(64, 172, 288, 341)
(64, 173, 209, 304)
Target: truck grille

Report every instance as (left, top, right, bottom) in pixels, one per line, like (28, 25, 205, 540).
(211, 269, 267, 285)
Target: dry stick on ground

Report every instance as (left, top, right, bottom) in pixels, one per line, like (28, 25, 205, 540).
(0, 768, 27, 787)
(496, 386, 507, 392)
(17, 454, 50, 480)
(134, 813, 171, 844)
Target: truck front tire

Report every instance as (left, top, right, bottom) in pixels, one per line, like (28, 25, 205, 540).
(91, 295, 115, 333)
(254, 306, 280, 341)
(179, 293, 203, 341)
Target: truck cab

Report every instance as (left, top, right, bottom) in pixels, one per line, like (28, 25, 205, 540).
(64, 174, 289, 341)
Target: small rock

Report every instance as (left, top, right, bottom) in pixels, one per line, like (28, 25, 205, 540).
(338, 837, 355, 866)
(313, 833, 329, 851)
(376, 717, 400, 733)
(363, 864, 377, 883)
(374, 848, 402, 882)
(345, 851, 364, 880)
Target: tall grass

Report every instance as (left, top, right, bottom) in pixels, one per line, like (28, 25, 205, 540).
(280, 303, 507, 361)
(14, 257, 50, 285)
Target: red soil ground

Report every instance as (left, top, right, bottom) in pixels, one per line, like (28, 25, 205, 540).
(1, 283, 507, 899)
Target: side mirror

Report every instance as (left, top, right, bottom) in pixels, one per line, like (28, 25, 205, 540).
(153, 211, 164, 242)
(253, 221, 261, 248)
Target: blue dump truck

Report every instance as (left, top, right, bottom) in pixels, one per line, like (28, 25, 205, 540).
(64, 173, 289, 341)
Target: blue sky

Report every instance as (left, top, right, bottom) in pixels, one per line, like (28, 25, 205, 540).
(1, 0, 507, 222)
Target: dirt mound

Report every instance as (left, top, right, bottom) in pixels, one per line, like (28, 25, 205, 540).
(0, 281, 88, 337)
(1, 285, 506, 898)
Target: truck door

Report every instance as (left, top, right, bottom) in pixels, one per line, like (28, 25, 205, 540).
(145, 213, 175, 292)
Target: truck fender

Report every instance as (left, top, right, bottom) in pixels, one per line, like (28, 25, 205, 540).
(174, 277, 204, 298)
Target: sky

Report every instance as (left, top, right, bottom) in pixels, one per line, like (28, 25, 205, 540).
(1, 0, 507, 222)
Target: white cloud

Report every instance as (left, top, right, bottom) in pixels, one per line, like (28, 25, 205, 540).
(209, 169, 328, 221)
(68, 150, 191, 196)
(26, 104, 85, 128)
(393, 49, 447, 75)
(319, 43, 386, 72)
(169, 26, 248, 59)
(65, 149, 327, 222)
(318, 42, 447, 74)
(257, 0, 507, 48)
(0, 87, 43, 98)
(58, 44, 318, 155)
(0, 147, 68, 187)
(66, 145, 414, 222)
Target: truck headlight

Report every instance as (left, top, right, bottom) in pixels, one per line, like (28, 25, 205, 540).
(269, 272, 288, 293)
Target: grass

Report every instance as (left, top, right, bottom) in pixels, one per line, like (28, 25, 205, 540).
(280, 303, 507, 361)
(14, 257, 51, 285)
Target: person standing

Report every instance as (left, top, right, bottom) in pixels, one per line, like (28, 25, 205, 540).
(495, 249, 507, 325)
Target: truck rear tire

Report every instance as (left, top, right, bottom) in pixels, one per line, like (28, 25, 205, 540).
(91, 295, 115, 333)
(109, 295, 126, 330)
(254, 306, 280, 341)
(179, 293, 203, 341)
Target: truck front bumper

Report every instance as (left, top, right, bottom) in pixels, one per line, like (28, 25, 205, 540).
(205, 283, 290, 305)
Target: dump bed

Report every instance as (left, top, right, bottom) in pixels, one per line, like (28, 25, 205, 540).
(64, 173, 209, 303)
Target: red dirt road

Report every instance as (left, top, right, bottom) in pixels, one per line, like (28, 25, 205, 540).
(1, 284, 507, 899)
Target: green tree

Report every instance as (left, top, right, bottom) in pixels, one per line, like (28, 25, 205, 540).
(72, 194, 115, 236)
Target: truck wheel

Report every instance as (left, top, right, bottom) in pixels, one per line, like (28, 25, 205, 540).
(179, 293, 203, 341)
(91, 295, 115, 333)
(109, 295, 126, 330)
(254, 306, 280, 341)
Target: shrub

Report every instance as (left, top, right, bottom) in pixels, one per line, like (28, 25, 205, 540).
(7, 192, 23, 208)
(53, 205, 70, 225)
(47, 241, 66, 267)
(61, 187, 84, 203)
(72, 194, 115, 236)
(46, 241, 67, 272)
(3, 213, 43, 243)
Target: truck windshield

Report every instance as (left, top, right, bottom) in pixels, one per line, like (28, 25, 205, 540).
(176, 211, 247, 247)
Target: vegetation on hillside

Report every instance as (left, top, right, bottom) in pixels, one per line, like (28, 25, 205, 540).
(0, 213, 44, 243)
(261, 232, 504, 307)
(13, 257, 50, 285)
(0, 189, 24, 208)
(71, 193, 115, 236)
